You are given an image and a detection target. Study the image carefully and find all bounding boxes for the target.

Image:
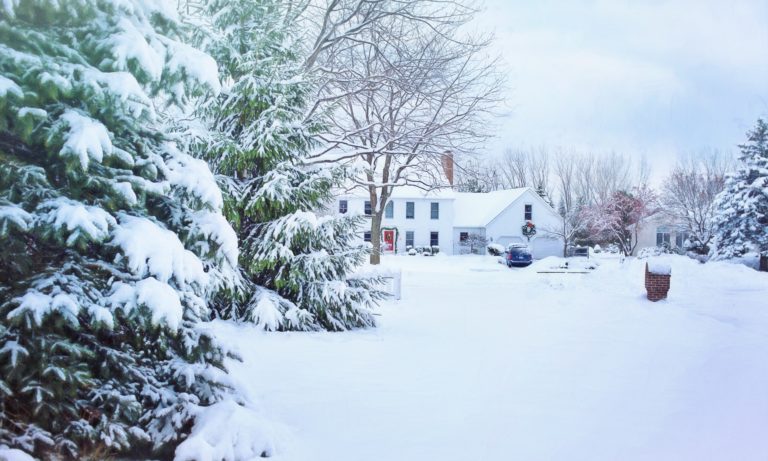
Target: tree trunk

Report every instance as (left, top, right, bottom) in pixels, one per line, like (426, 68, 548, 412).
(760, 254, 768, 272)
(369, 213, 382, 265)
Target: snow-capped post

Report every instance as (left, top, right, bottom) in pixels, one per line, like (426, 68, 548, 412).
(392, 269, 402, 301)
(645, 260, 671, 301)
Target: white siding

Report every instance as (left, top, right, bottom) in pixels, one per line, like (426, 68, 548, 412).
(335, 195, 455, 254)
(453, 227, 485, 254)
(531, 235, 563, 258)
(634, 216, 689, 255)
(329, 188, 564, 257)
(382, 197, 454, 254)
(485, 189, 563, 259)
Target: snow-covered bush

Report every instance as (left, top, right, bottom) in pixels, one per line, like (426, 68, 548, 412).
(487, 243, 505, 256)
(0, 1, 247, 458)
(192, 0, 384, 331)
(637, 245, 675, 259)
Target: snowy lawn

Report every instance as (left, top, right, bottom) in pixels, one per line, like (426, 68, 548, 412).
(212, 254, 768, 461)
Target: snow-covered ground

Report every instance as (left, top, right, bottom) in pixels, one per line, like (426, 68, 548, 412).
(212, 254, 768, 461)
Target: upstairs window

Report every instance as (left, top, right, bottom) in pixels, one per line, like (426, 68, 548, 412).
(524, 204, 533, 221)
(339, 200, 348, 214)
(385, 201, 394, 219)
(430, 231, 439, 246)
(364, 200, 372, 216)
(430, 202, 439, 220)
(406, 201, 414, 219)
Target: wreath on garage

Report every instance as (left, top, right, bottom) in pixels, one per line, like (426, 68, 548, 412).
(521, 221, 537, 241)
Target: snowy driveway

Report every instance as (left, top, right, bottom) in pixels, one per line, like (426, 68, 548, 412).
(213, 255, 768, 461)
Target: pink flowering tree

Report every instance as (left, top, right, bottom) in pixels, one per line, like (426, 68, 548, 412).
(583, 187, 659, 256)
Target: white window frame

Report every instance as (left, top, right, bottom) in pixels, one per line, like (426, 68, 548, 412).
(385, 201, 394, 219)
(406, 201, 415, 219)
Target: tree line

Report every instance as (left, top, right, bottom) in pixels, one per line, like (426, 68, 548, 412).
(454, 132, 767, 266)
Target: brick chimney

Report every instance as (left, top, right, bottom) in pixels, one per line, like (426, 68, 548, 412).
(441, 151, 454, 186)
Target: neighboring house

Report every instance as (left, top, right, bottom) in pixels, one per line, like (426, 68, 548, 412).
(634, 214, 691, 253)
(332, 186, 564, 258)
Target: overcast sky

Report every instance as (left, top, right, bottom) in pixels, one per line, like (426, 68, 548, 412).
(475, 0, 768, 176)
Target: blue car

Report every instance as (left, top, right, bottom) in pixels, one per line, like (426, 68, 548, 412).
(505, 244, 532, 267)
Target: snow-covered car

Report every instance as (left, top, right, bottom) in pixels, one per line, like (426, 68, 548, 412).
(505, 244, 532, 267)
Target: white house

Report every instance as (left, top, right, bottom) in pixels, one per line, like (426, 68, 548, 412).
(333, 186, 564, 258)
(633, 214, 691, 253)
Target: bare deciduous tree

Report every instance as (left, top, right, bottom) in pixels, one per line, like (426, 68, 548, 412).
(495, 147, 551, 197)
(454, 157, 504, 192)
(542, 205, 588, 257)
(661, 150, 731, 255)
(303, 2, 503, 264)
(458, 233, 488, 254)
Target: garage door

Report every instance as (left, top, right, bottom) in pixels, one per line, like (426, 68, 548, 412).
(532, 236, 562, 258)
(496, 236, 525, 247)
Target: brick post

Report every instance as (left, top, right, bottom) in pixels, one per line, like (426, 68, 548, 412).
(645, 262, 671, 301)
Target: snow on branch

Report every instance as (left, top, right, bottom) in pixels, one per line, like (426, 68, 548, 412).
(112, 215, 208, 288)
(58, 110, 113, 170)
(108, 278, 184, 330)
(36, 198, 116, 246)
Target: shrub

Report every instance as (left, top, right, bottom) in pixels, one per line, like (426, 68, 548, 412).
(637, 245, 674, 259)
(487, 243, 505, 256)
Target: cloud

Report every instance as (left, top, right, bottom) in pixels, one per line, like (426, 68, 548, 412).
(477, 0, 768, 173)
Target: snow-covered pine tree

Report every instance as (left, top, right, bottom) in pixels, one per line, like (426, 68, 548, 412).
(191, 0, 383, 331)
(712, 119, 768, 270)
(0, 1, 246, 458)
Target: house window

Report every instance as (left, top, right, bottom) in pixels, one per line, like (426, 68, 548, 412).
(406, 201, 414, 219)
(385, 201, 394, 219)
(430, 231, 439, 246)
(364, 200, 372, 216)
(676, 231, 689, 249)
(338, 200, 348, 214)
(363, 231, 371, 242)
(430, 202, 439, 219)
(656, 227, 671, 246)
(405, 231, 414, 248)
(524, 204, 533, 221)
(460, 232, 469, 242)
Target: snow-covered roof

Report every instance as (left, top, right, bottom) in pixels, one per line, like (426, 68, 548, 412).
(341, 185, 456, 200)
(453, 188, 529, 227)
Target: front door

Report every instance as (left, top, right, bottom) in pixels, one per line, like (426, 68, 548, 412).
(383, 229, 395, 252)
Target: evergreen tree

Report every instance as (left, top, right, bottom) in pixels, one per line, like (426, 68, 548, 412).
(0, 1, 241, 458)
(536, 184, 554, 207)
(192, 0, 383, 331)
(713, 119, 768, 270)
